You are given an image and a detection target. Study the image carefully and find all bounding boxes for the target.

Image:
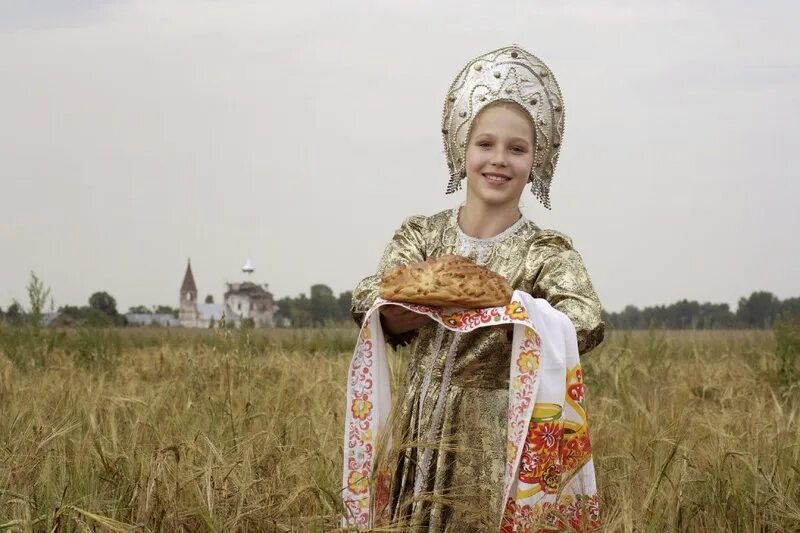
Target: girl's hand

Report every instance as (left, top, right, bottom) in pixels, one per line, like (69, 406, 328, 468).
(380, 305, 431, 335)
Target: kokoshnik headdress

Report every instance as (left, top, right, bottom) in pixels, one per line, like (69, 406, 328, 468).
(442, 46, 565, 209)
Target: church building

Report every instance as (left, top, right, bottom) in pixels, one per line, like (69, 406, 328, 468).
(178, 259, 276, 328)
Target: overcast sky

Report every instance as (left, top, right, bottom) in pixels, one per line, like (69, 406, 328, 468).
(1, 0, 798, 314)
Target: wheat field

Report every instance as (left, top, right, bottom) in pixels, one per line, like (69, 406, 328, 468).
(0, 326, 798, 532)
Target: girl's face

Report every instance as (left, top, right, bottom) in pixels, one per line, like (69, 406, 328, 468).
(465, 104, 535, 211)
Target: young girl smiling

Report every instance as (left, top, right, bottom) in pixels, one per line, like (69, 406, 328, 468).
(348, 46, 605, 531)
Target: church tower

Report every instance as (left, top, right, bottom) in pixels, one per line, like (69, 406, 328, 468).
(179, 259, 200, 327)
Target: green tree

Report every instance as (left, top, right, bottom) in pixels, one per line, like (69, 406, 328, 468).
(780, 297, 800, 318)
(154, 305, 178, 318)
(275, 294, 313, 328)
(696, 302, 737, 329)
(274, 297, 292, 325)
(666, 299, 701, 329)
(25, 271, 51, 331)
(84, 308, 115, 327)
(205, 294, 214, 304)
(89, 291, 118, 318)
(619, 305, 641, 329)
(310, 284, 338, 325)
(54, 305, 87, 327)
(5, 301, 24, 326)
(293, 294, 312, 327)
(338, 291, 353, 322)
(88, 291, 127, 326)
(128, 305, 151, 314)
(737, 291, 781, 328)
(603, 300, 738, 330)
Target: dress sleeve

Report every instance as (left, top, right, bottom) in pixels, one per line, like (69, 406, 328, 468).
(529, 230, 605, 355)
(350, 216, 428, 338)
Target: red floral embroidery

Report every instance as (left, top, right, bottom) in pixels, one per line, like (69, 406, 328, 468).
(502, 495, 601, 532)
(442, 312, 464, 328)
(541, 463, 562, 493)
(567, 382, 584, 403)
(530, 421, 562, 452)
(560, 431, 592, 473)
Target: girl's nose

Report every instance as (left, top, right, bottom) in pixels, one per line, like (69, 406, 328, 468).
(491, 152, 508, 167)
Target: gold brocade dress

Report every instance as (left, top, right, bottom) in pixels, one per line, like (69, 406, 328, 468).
(351, 208, 605, 532)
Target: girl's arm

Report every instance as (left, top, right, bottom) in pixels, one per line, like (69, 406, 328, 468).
(529, 230, 606, 355)
(351, 216, 428, 344)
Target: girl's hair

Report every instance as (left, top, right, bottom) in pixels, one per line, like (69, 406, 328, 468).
(468, 99, 537, 146)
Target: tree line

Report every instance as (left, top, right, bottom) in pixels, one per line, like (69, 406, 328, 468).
(602, 291, 800, 330)
(1, 273, 797, 330)
(0, 274, 354, 329)
(0, 273, 179, 328)
(284, 288, 799, 330)
(274, 284, 353, 327)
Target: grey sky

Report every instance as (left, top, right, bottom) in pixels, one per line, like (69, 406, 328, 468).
(1, 0, 798, 314)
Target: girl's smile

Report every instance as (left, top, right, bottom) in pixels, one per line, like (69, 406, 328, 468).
(483, 171, 512, 184)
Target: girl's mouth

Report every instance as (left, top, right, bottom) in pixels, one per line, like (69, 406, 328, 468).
(483, 173, 511, 184)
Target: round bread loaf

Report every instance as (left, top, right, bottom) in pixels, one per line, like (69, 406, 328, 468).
(379, 255, 512, 309)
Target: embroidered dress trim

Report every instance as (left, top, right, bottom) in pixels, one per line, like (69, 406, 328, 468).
(452, 206, 529, 247)
(452, 206, 529, 265)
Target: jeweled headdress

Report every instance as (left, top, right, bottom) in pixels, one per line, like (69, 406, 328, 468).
(442, 46, 565, 209)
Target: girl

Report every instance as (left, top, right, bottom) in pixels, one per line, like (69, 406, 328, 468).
(349, 46, 605, 531)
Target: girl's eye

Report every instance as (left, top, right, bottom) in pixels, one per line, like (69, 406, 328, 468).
(511, 146, 527, 154)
